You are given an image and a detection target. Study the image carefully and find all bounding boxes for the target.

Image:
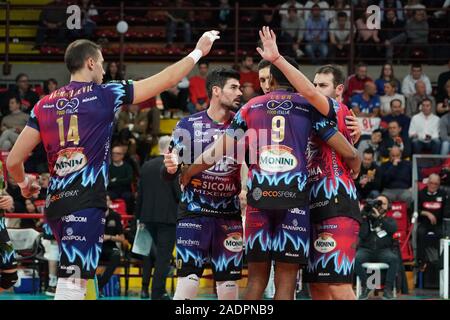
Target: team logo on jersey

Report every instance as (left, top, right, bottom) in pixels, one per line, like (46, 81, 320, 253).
(259, 145, 298, 173)
(204, 156, 239, 176)
(56, 97, 79, 114)
(223, 233, 243, 253)
(267, 99, 293, 110)
(314, 233, 337, 253)
(252, 187, 262, 201)
(54, 148, 87, 176)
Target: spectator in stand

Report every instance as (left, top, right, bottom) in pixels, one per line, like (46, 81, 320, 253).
(357, 129, 383, 163)
(98, 195, 126, 294)
(304, 5, 329, 65)
(379, 120, 412, 160)
(404, 9, 429, 53)
(409, 98, 441, 154)
(381, 9, 406, 63)
(355, 11, 381, 61)
(239, 55, 260, 93)
(37, 173, 50, 201)
(328, 0, 351, 24)
(304, 0, 331, 22)
(404, 0, 426, 19)
(375, 63, 402, 96)
(416, 174, 448, 271)
(6, 74, 39, 115)
(41, 78, 58, 98)
(344, 62, 372, 104)
(34, 0, 67, 49)
(258, 6, 280, 30)
(20, 199, 38, 229)
(356, 148, 382, 199)
(380, 81, 405, 116)
(0, 96, 29, 151)
(103, 62, 124, 83)
(166, 0, 192, 47)
(440, 111, 450, 155)
(405, 80, 436, 117)
(379, 0, 404, 21)
(329, 12, 353, 62)
(436, 79, 450, 117)
(108, 145, 134, 214)
(188, 60, 209, 114)
(381, 99, 410, 139)
(437, 58, 450, 98)
(351, 81, 381, 117)
(381, 146, 413, 205)
(402, 64, 432, 97)
(280, 6, 306, 59)
(279, 0, 304, 19)
(160, 77, 189, 113)
(117, 104, 150, 163)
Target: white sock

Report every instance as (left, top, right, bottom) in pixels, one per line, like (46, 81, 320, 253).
(216, 281, 239, 300)
(173, 274, 199, 300)
(54, 278, 87, 300)
(49, 275, 58, 287)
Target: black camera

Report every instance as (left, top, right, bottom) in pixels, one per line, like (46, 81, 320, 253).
(361, 199, 383, 218)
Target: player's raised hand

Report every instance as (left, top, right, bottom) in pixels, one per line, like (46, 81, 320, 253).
(164, 151, 179, 174)
(195, 30, 220, 57)
(256, 26, 281, 63)
(19, 175, 41, 199)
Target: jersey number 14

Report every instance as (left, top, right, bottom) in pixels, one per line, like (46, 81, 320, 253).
(57, 115, 80, 147)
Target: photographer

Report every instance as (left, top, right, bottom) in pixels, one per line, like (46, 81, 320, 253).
(355, 195, 399, 300)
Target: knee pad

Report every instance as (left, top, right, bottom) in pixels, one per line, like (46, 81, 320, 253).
(216, 280, 239, 300)
(0, 271, 18, 289)
(173, 274, 199, 300)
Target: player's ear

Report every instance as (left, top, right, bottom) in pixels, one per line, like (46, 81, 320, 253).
(86, 57, 95, 71)
(212, 85, 220, 98)
(336, 83, 345, 96)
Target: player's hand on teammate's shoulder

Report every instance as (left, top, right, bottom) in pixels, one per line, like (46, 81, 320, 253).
(195, 30, 220, 57)
(164, 151, 179, 174)
(345, 114, 362, 144)
(256, 26, 281, 63)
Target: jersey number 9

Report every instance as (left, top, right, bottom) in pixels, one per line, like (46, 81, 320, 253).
(271, 115, 285, 143)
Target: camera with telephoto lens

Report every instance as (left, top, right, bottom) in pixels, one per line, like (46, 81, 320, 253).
(361, 199, 383, 218)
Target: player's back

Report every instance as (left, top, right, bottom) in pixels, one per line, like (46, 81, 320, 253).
(27, 80, 133, 219)
(231, 90, 337, 210)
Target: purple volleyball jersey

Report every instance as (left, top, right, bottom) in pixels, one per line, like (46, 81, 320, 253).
(228, 89, 338, 210)
(170, 110, 242, 219)
(26, 80, 134, 219)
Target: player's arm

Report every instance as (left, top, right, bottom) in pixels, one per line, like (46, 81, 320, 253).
(132, 31, 219, 104)
(179, 133, 234, 186)
(6, 126, 42, 198)
(326, 132, 361, 178)
(256, 26, 331, 116)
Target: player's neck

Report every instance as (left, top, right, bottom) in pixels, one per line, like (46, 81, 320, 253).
(207, 104, 230, 124)
(70, 71, 93, 83)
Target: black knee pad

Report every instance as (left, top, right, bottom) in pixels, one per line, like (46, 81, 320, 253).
(1, 270, 18, 289)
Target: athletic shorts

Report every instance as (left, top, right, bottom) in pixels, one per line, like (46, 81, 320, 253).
(304, 216, 360, 283)
(0, 217, 17, 270)
(175, 216, 243, 281)
(47, 208, 105, 279)
(244, 205, 310, 264)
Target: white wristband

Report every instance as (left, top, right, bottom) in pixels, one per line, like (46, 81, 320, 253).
(17, 176, 29, 189)
(187, 49, 203, 64)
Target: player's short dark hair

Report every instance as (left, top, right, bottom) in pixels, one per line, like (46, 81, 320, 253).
(257, 59, 271, 71)
(315, 64, 345, 87)
(270, 56, 298, 88)
(363, 148, 374, 156)
(206, 67, 240, 99)
(64, 39, 102, 74)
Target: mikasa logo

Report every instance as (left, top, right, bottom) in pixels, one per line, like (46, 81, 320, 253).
(314, 233, 337, 253)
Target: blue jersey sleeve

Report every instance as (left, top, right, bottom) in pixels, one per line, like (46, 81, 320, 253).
(101, 80, 134, 113)
(26, 106, 40, 132)
(169, 119, 193, 164)
(311, 109, 338, 142)
(227, 105, 249, 140)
